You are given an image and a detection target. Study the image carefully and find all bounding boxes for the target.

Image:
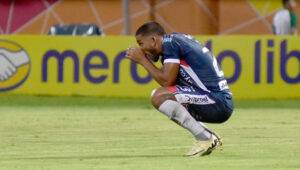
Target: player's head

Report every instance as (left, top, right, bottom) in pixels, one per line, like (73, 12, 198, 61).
(283, 0, 296, 10)
(135, 21, 166, 62)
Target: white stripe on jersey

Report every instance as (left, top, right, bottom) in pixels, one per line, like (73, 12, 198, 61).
(164, 59, 180, 64)
(180, 64, 211, 92)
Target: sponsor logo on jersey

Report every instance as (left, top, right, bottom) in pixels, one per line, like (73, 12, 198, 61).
(175, 93, 216, 105)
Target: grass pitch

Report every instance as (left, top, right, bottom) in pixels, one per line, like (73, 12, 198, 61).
(0, 95, 299, 170)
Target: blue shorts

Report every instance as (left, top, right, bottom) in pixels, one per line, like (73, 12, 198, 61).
(169, 85, 233, 123)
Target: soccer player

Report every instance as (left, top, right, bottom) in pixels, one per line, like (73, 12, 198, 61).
(273, 0, 298, 35)
(126, 22, 234, 157)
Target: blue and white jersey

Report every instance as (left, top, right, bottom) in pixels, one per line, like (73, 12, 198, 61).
(161, 33, 230, 93)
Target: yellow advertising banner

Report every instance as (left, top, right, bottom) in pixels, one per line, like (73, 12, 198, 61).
(0, 35, 299, 99)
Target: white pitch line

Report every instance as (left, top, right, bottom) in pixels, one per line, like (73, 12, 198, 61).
(0, 146, 190, 156)
(1, 141, 300, 157)
(0, 142, 300, 156)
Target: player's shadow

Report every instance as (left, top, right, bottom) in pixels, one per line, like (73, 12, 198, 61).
(2, 154, 183, 161)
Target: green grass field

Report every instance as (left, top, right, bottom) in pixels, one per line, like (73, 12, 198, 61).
(0, 95, 299, 170)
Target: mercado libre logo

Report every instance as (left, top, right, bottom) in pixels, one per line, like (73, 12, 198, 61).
(0, 40, 30, 92)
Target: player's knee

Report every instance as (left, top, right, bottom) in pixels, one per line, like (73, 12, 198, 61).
(150, 87, 176, 109)
(150, 89, 157, 99)
(150, 88, 161, 109)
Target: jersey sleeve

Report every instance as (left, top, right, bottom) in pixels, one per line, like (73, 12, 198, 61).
(162, 38, 180, 64)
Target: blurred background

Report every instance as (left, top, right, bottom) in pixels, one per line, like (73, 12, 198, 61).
(0, 0, 300, 98)
(1, 0, 299, 35)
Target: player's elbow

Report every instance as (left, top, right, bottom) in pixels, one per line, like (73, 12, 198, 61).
(157, 74, 177, 87)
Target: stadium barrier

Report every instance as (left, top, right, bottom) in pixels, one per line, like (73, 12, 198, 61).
(0, 35, 299, 99)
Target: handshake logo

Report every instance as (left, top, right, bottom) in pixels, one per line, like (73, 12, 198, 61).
(0, 40, 30, 92)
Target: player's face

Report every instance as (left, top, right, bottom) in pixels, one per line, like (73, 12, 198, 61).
(136, 34, 161, 62)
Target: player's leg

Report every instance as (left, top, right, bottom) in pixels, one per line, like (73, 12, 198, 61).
(151, 87, 211, 140)
(167, 85, 226, 156)
(184, 93, 233, 154)
(151, 87, 217, 156)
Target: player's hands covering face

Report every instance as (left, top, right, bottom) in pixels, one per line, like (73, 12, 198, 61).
(125, 46, 146, 64)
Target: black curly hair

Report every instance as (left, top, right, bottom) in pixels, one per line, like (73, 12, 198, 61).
(135, 21, 166, 37)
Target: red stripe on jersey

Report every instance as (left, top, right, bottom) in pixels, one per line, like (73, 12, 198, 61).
(180, 60, 190, 67)
(169, 86, 178, 93)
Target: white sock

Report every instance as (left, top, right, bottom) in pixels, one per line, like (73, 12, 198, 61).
(158, 100, 211, 140)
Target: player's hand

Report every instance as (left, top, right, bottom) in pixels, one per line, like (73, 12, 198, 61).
(0, 54, 17, 81)
(125, 46, 146, 64)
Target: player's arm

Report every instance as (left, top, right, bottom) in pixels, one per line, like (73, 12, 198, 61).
(126, 47, 179, 87)
(139, 59, 179, 87)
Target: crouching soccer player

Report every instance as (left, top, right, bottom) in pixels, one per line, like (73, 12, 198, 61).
(126, 21, 234, 157)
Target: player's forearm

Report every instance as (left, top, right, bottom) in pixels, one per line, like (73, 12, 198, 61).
(140, 59, 173, 87)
